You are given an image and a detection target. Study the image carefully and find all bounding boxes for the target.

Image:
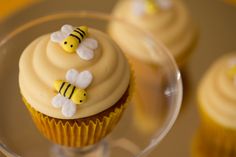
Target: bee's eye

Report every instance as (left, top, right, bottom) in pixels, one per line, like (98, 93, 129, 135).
(64, 41, 67, 45)
(80, 100, 83, 103)
(84, 93, 86, 96)
(70, 45, 73, 48)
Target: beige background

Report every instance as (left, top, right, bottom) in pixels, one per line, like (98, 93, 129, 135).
(0, 0, 236, 156)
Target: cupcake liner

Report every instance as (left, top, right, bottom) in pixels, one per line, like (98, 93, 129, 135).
(192, 129, 236, 157)
(197, 103, 236, 155)
(191, 130, 207, 157)
(24, 96, 126, 147)
(23, 74, 134, 147)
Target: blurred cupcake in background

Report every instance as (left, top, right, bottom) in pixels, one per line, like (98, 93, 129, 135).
(197, 52, 236, 156)
(108, 0, 191, 134)
(109, 0, 197, 67)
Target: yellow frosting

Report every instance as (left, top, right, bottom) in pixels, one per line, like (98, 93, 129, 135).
(198, 53, 236, 129)
(19, 28, 130, 119)
(109, 0, 196, 64)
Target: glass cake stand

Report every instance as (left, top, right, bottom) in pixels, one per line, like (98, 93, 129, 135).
(0, 11, 182, 157)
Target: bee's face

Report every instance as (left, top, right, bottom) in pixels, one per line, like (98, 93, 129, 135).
(73, 89, 87, 105)
(61, 36, 79, 53)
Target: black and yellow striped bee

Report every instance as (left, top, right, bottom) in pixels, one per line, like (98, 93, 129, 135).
(52, 69, 93, 117)
(51, 24, 98, 61)
(61, 26, 88, 53)
(54, 80, 87, 104)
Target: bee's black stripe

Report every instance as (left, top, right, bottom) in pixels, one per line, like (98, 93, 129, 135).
(77, 28, 86, 35)
(69, 86, 76, 99)
(70, 34, 81, 43)
(64, 84, 71, 96)
(74, 30, 84, 38)
(59, 82, 65, 93)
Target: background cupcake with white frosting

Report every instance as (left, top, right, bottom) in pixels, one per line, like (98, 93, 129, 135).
(109, 0, 197, 66)
(108, 0, 195, 133)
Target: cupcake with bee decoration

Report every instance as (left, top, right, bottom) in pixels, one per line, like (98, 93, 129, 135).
(109, 0, 197, 66)
(108, 0, 196, 133)
(19, 24, 133, 147)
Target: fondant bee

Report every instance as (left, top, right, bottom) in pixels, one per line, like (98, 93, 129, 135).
(51, 24, 98, 61)
(62, 26, 88, 53)
(133, 0, 173, 15)
(52, 69, 93, 117)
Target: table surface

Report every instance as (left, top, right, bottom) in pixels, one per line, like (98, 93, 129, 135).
(0, 0, 236, 157)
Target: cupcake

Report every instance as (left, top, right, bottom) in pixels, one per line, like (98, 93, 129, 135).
(197, 53, 236, 155)
(109, 0, 197, 66)
(19, 24, 132, 147)
(108, 0, 190, 133)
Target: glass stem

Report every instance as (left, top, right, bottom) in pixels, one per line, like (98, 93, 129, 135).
(50, 140, 109, 157)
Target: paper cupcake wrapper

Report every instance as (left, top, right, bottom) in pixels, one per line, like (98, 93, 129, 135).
(192, 129, 236, 157)
(24, 101, 126, 147)
(191, 130, 207, 157)
(198, 104, 236, 154)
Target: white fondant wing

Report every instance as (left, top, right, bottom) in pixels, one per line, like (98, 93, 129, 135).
(75, 70, 93, 89)
(76, 45, 94, 61)
(61, 24, 74, 36)
(133, 0, 145, 15)
(51, 31, 68, 43)
(66, 69, 78, 85)
(229, 59, 236, 67)
(157, 0, 173, 10)
(61, 100, 76, 117)
(76, 38, 98, 61)
(82, 38, 98, 49)
(52, 94, 67, 108)
(50, 24, 73, 43)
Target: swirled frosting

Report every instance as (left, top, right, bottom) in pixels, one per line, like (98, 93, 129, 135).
(19, 28, 130, 119)
(198, 53, 236, 129)
(109, 0, 196, 64)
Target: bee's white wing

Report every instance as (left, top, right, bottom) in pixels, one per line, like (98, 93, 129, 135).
(133, 0, 145, 15)
(75, 70, 93, 89)
(61, 24, 74, 36)
(61, 100, 76, 117)
(157, 0, 172, 9)
(76, 44, 94, 61)
(66, 69, 79, 85)
(51, 94, 67, 108)
(228, 59, 236, 67)
(50, 31, 68, 43)
(81, 38, 98, 50)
